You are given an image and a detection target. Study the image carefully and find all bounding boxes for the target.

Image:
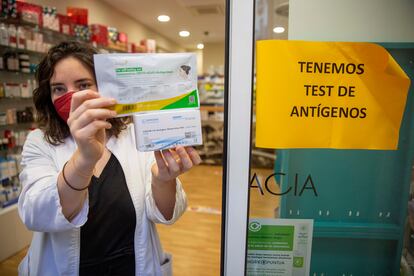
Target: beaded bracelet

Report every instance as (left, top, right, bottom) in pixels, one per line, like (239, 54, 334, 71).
(62, 161, 91, 191)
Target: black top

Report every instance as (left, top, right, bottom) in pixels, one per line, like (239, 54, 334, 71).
(79, 153, 136, 275)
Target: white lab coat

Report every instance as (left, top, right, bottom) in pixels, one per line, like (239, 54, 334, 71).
(17, 124, 187, 276)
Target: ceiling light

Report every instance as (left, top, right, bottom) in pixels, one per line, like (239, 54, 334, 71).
(273, 26, 285, 34)
(197, 43, 204, 49)
(179, 31, 190, 37)
(157, 15, 170, 22)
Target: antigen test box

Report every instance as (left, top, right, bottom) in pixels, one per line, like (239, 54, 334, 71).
(133, 109, 203, 152)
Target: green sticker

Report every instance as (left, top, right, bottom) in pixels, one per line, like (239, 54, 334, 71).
(293, 256, 304, 268)
(248, 224, 294, 251)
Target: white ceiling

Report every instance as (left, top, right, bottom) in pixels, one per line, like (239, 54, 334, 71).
(102, 0, 290, 49)
(102, 0, 226, 50)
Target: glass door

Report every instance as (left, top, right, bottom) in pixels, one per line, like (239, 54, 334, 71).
(222, 0, 414, 275)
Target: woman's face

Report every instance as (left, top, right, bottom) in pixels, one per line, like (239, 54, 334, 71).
(50, 56, 97, 102)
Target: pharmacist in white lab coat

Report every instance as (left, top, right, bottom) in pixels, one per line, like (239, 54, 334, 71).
(17, 41, 201, 276)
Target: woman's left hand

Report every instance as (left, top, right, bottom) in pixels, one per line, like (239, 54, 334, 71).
(151, 146, 202, 185)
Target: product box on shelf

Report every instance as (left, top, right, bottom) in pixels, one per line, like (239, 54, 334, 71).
(1, 0, 18, 19)
(0, 112, 6, 126)
(90, 24, 108, 46)
(4, 83, 20, 97)
(5, 109, 16, 125)
(57, 14, 73, 35)
(140, 39, 156, 53)
(73, 24, 90, 41)
(67, 7, 88, 26)
(16, 1, 43, 26)
(107, 26, 118, 43)
(1, 1, 7, 18)
(118, 32, 127, 44)
(42, 6, 59, 31)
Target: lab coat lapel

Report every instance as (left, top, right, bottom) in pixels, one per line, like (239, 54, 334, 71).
(54, 136, 77, 169)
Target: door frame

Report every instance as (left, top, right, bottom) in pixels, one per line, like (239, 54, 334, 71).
(221, 0, 255, 275)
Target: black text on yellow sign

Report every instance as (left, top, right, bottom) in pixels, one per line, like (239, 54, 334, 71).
(255, 41, 411, 150)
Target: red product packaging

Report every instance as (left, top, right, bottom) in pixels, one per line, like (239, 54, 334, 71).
(90, 24, 108, 46)
(118, 32, 127, 44)
(128, 42, 142, 53)
(67, 7, 88, 26)
(57, 14, 73, 35)
(16, 1, 43, 27)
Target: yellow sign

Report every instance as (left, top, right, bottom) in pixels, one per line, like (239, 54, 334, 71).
(255, 41, 411, 150)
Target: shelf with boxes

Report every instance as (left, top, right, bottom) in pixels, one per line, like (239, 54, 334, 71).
(198, 75, 275, 168)
(0, 1, 160, 54)
(0, 126, 27, 209)
(0, 89, 33, 212)
(0, 153, 22, 209)
(199, 75, 225, 106)
(0, 0, 157, 53)
(0, 18, 56, 55)
(0, 1, 163, 213)
(0, 124, 31, 210)
(198, 104, 224, 165)
(197, 75, 225, 164)
(0, 1, 42, 212)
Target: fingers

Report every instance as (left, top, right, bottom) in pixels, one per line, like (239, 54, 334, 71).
(70, 109, 117, 130)
(69, 97, 117, 122)
(67, 90, 117, 139)
(185, 146, 202, 165)
(162, 149, 181, 176)
(154, 150, 168, 174)
(70, 90, 100, 112)
(72, 120, 112, 141)
(176, 146, 193, 171)
(152, 147, 201, 183)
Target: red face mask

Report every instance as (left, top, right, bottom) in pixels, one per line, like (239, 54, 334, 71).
(53, 91, 75, 122)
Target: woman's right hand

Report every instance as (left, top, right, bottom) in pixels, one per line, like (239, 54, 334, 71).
(66, 90, 117, 170)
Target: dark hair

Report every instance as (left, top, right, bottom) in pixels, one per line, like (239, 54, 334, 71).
(33, 41, 129, 145)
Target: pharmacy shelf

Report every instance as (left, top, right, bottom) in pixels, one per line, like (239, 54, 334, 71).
(0, 69, 33, 75)
(0, 171, 19, 181)
(201, 119, 223, 125)
(0, 17, 79, 42)
(200, 105, 224, 112)
(0, 18, 126, 53)
(1, 197, 18, 209)
(0, 97, 33, 102)
(0, 44, 46, 58)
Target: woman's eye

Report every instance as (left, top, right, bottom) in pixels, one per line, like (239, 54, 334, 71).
(52, 86, 67, 94)
(79, 83, 91, 90)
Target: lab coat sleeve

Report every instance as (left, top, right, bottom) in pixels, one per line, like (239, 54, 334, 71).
(18, 129, 89, 232)
(145, 152, 187, 225)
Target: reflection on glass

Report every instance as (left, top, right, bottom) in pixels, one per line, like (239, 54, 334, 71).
(249, 0, 414, 275)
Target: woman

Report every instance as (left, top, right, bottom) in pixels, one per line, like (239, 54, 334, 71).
(17, 41, 201, 276)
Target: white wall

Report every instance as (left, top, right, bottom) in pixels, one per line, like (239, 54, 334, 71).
(27, 0, 186, 52)
(202, 42, 225, 75)
(289, 0, 414, 42)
